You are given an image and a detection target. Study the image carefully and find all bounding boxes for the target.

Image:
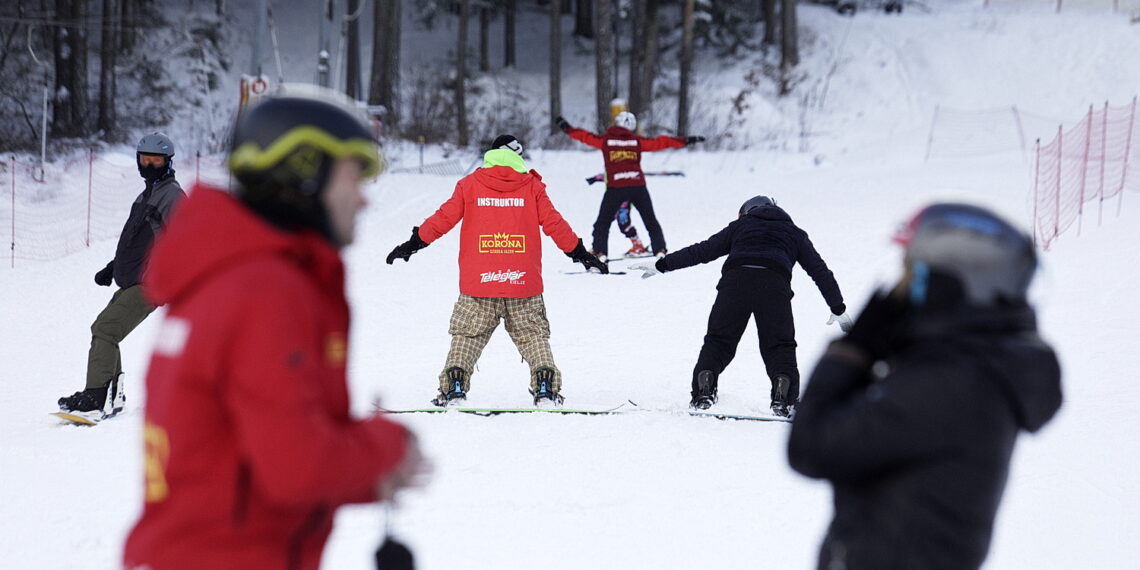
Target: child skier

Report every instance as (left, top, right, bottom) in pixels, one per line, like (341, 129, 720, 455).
(386, 135, 607, 406)
(556, 111, 704, 261)
(630, 195, 853, 417)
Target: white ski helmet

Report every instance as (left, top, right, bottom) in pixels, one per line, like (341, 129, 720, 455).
(614, 111, 637, 131)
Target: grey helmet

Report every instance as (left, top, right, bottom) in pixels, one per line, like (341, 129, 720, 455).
(893, 203, 1037, 306)
(137, 132, 175, 157)
(739, 195, 777, 216)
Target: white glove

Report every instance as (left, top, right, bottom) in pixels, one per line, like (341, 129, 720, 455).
(629, 263, 660, 279)
(827, 312, 854, 333)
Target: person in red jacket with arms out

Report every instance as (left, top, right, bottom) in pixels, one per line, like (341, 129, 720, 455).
(386, 135, 607, 407)
(123, 88, 428, 570)
(557, 111, 704, 263)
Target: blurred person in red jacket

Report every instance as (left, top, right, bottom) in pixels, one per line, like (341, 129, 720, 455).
(556, 111, 704, 262)
(386, 135, 607, 407)
(123, 88, 427, 570)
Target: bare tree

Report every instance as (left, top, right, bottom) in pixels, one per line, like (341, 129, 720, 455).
(53, 0, 90, 137)
(573, 0, 592, 38)
(479, 3, 490, 72)
(548, 0, 561, 133)
(346, 0, 362, 100)
(369, 0, 402, 128)
(593, 0, 614, 130)
(503, 0, 516, 68)
(628, 0, 661, 124)
(457, 0, 469, 146)
(781, 0, 798, 67)
(762, 0, 777, 45)
(677, 0, 694, 135)
(97, 0, 119, 136)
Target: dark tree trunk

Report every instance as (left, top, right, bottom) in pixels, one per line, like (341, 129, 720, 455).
(479, 6, 490, 72)
(781, 0, 798, 66)
(593, 0, 614, 130)
(369, 0, 402, 127)
(346, 0, 362, 100)
(549, 0, 561, 133)
(762, 0, 777, 45)
(53, 0, 89, 137)
(97, 0, 118, 135)
(628, 0, 648, 122)
(504, 0, 516, 68)
(677, 0, 694, 135)
(457, 0, 469, 146)
(573, 0, 592, 38)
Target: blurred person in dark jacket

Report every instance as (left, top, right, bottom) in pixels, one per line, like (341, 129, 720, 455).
(630, 195, 851, 416)
(56, 132, 184, 423)
(788, 202, 1062, 570)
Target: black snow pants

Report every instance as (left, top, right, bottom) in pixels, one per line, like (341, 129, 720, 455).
(591, 185, 665, 256)
(692, 267, 799, 396)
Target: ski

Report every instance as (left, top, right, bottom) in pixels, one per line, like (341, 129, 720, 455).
(585, 171, 686, 185)
(561, 270, 628, 276)
(380, 403, 629, 416)
(686, 410, 792, 423)
(50, 410, 117, 426)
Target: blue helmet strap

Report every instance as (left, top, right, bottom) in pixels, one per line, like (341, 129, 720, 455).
(908, 261, 929, 306)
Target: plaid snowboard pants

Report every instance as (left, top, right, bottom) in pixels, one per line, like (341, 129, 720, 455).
(439, 294, 562, 394)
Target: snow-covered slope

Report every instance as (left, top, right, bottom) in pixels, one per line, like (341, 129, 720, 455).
(3, 3, 1139, 569)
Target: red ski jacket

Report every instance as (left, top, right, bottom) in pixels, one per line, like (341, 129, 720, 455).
(124, 186, 408, 570)
(565, 125, 686, 188)
(418, 150, 581, 298)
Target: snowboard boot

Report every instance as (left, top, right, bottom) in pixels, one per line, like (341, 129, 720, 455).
(431, 367, 468, 407)
(770, 374, 799, 418)
(531, 367, 564, 407)
(625, 237, 651, 258)
(689, 370, 718, 410)
(57, 373, 125, 421)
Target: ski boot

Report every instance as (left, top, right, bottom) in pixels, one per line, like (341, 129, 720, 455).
(57, 373, 125, 422)
(587, 251, 608, 274)
(770, 374, 799, 418)
(431, 367, 468, 407)
(625, 237, 651, 258)
(654, 248, 668, 259)
(689, 370, 718, 410)
(531, 367, 564, 407)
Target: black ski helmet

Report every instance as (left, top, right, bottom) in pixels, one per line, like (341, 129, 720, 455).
(893, 203, 1037, 306)
(739, 195, 777, 216)
(228, 91, 383, 240)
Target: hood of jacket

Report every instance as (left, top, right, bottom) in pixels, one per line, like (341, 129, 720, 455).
(473, 149, 542, 193)
(746, 204, 793, 223)
(144, 184, 343, 307)
(908, 305, 1063, 433)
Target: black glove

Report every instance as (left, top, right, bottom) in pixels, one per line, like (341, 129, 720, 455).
(842, 289, 910, 360)
(94, 261, 114, 287)
(565, 239, 608, 274)
(686, 135, 706, 145)
(556, 116, 571, 133)
(386, 227, 429, 264)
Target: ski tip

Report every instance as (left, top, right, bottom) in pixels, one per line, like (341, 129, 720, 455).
(50, 411, 99, 426)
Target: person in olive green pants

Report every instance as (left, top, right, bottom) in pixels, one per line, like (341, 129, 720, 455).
(57, 132, 185, 420)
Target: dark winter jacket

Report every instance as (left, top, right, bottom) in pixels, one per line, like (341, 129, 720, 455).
(787, 303, 1063, 570)
(125, 185, 409, 570)
(659, 205, 845, 313)
(111, 173, 184, 288)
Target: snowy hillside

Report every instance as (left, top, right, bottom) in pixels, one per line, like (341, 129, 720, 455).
(3, 3, 1140, 569)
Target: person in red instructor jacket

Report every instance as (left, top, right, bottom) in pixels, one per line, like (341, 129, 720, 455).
(556, 111, 704, 261)
(123, 90, 428, 570)
(386, 134, 607, 407)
